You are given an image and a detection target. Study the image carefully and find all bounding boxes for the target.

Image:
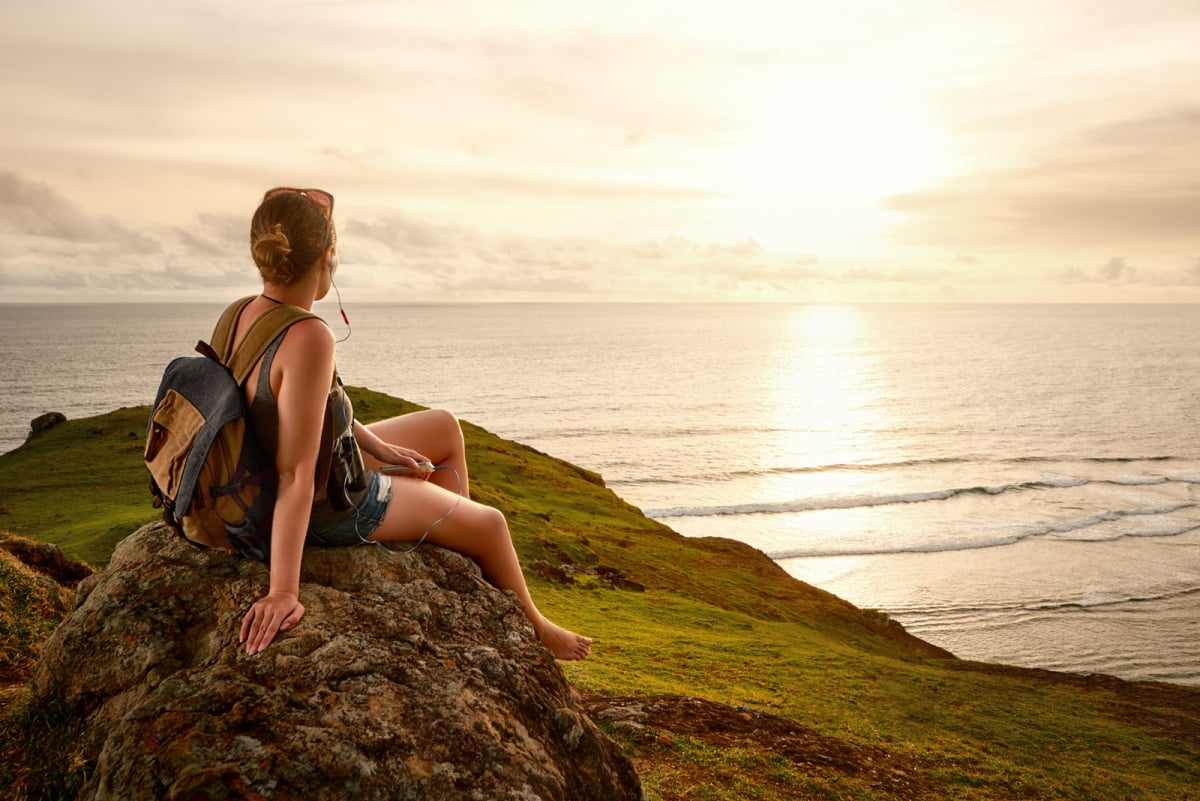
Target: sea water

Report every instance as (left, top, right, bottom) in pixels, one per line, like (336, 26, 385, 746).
(1, 302, 1197, 685)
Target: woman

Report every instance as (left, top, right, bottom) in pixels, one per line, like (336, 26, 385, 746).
(232, 187, 591, 661)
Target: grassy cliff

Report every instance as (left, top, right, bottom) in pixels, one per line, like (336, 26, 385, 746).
(2, 389, 1198, 800)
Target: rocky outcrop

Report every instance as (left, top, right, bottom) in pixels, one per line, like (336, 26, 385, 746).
(28, 411, 67, 438)
(0, 535, 93, 588)
(33, 521, 642, 801)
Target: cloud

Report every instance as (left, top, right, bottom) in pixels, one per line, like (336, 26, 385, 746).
(886, 107, 1200, 254)
(345, 213, 465, 254)
(314, 209, 840, 301)
(173, 213, 244, 259)
(1055, 256, 1139, 284)
(0, 172, 257, 298)
(0, 169, 1003, 302)
(1172, 254, 1200, 286)
(0, 171, 161, 254)
(1049, 253, 1200, 289)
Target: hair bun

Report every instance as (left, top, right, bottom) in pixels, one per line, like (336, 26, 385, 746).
(251, 224, 295, 282)
(249, 192, 331, 285)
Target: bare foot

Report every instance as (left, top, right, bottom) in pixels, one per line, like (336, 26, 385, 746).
(535, 618, 592, 661)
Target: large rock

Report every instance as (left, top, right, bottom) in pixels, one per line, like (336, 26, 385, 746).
(33, 521, 642, 801)
(28, 411, 67, 437)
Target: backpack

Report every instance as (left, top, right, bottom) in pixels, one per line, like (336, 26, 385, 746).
(144, 297, 325, 561)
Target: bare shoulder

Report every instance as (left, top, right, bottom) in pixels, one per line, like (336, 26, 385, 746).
(276, 317, 335, 371)
(282, 316, 335, 351)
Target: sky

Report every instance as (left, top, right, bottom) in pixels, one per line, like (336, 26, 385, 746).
(0, 0, 1197, 303)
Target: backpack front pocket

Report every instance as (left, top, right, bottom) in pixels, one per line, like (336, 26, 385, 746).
(145, 388, 205, 500)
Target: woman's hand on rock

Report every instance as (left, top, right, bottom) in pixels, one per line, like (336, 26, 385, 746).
(240, 590, 305, 655)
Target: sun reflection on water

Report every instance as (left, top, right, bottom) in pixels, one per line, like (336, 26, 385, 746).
(764, 305, 890, 469)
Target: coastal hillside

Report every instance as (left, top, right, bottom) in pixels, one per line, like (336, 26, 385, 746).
(2, 389, 1198, 800)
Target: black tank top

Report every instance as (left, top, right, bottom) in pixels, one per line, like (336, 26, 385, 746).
(248, 333, 372, 523)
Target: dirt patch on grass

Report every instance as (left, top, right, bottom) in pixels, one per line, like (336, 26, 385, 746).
(583, 693, 941, 799)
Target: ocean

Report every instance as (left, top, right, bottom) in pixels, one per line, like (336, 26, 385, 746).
(2, 302, 1197, 686)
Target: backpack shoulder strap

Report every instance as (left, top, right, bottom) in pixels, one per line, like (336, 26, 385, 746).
(209, 296, 257, 363)
(225, 304, 324, 386)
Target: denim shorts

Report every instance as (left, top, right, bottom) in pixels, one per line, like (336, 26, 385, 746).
(306, 471, 393, 547)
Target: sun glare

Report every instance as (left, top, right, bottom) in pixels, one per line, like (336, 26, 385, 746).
(761, 305, 885, 467)
(713, 74, 955, 255)
(793, 304, 863, 340)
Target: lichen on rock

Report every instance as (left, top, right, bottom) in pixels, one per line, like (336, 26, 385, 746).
(33, 521, 642, 801)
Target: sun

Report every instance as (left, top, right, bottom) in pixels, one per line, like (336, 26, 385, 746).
(711, 73, 956, 256)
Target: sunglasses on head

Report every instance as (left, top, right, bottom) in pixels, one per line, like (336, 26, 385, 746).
(263, 187, 335, 245)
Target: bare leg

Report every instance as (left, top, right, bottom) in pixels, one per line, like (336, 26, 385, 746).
(363, 413, 591, 660)
(362, 409, 470, 497)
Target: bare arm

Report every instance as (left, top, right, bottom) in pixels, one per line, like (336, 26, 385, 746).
(352, 419, 431, 471)
(240, 318, 335, 654)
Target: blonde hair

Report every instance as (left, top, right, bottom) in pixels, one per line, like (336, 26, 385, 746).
(249, 192, 334, 285)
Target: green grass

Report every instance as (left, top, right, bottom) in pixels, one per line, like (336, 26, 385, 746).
(550, 582, 1200, 800)
(0, 405, 156, 566)
(3, 388, 1198, 801)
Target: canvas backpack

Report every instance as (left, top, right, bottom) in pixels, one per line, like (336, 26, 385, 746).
(144, 297, 327, 561)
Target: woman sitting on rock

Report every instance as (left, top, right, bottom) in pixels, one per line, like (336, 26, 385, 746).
(232, 187, 591, 661)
